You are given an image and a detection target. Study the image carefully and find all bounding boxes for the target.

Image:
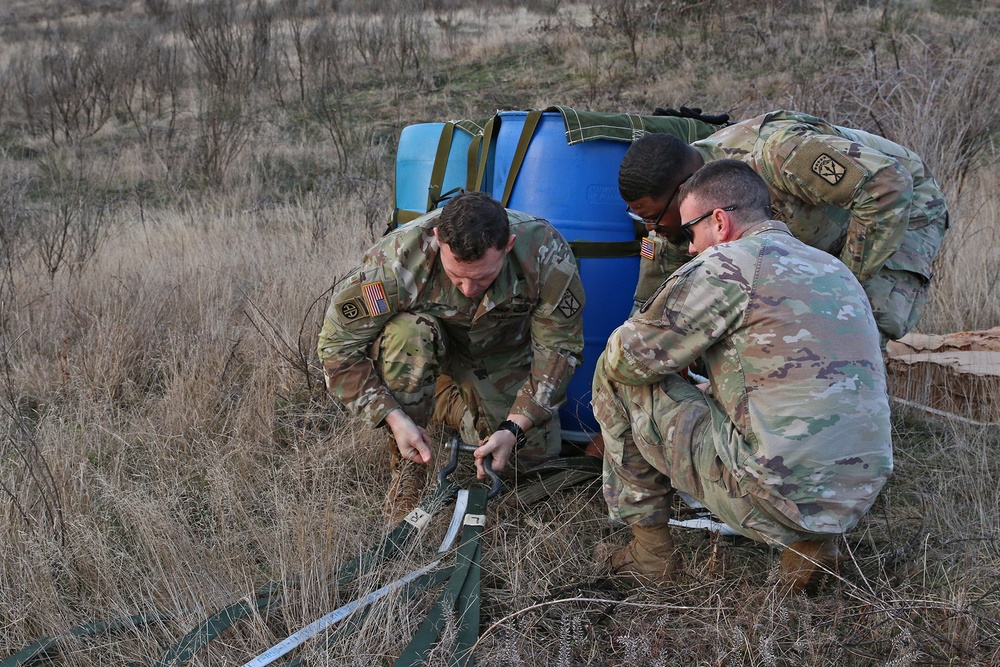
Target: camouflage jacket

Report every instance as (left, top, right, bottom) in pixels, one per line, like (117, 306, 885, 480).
(318, 209, 585, 428)
(638, 110, 948, 300)
(605, 220, 893, 534)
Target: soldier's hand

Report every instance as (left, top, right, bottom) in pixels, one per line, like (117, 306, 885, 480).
(474, 429, 516, 479)
(385, 409, 433, 465)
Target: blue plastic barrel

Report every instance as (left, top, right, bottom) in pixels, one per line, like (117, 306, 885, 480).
(395, 123, 474, 217)
(490, 111, 638, 442)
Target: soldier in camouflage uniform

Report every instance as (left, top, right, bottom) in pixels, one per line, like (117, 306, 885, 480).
(620, 110, 949, 343)
(318, 191, 585, 520)
(594, 160, 893, 591)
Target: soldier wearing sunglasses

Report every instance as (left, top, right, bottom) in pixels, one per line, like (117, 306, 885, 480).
(594, 159, 892, 593)
(619, 110, 949, 344)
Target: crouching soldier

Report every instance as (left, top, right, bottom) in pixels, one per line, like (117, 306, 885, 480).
(594, 160, 893, 593)
(318, 191, 585, 522)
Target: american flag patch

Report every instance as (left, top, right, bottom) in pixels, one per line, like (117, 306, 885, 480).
(640, 237, 655, 260)
(362, 281, 391, 316)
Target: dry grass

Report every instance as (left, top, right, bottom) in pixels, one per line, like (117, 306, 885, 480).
(2, 1, 1000, 665)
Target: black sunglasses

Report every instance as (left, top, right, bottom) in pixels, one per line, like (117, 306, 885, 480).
(679, 205, 737, 243)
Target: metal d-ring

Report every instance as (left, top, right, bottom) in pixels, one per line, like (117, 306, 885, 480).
(436, 436, 502, 499)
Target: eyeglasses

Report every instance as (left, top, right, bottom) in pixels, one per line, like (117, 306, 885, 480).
(679, 205, 737, 243)
(625, 175, 691, 231)
(625, 203, 667, 227)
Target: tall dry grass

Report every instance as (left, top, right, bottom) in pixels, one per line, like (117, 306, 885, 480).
(2, 1, 1000, 665)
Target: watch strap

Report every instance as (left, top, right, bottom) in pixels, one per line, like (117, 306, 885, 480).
(497, 419, 527, 451)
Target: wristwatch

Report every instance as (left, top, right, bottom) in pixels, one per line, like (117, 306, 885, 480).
(496, 419, 527, 451)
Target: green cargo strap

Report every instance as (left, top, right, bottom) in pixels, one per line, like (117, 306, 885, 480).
(393, 209, 426, 227)
(277, 565, 457, 667)
(569, 239, 641, 259)
(451, 118, 487, 193)
(336, 479, 459, 587)
(498, 110, 542, 208)
(426, 122, 457, 212)
(391, 487, 488, 667)
(150, 479, 459, 667)
(152, 582, 284, 667)
(471, 116, 500, 193)
(449, 542, 482, 667)
(0, 613, 169, 667)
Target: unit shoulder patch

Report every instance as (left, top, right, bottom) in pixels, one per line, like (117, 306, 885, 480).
(340, 298, 368, 322)
(811, 153, 846, 185)
(557, 288, 582, 319)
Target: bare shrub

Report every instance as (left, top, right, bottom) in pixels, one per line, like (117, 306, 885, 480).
(0, 172, 31, 321)
(181, 0, 273, 185)
(590, 0, 643, 69)
(843, 34, 1000, 199)
(0, 389, 66, 545)
(20, 23, 138, 145)
(117, 28, 186, 152)
(348, 4, 428, 74)
(29, 158, 117, 279)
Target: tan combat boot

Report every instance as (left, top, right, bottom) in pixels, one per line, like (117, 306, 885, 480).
(384, 440, 427, 525)
(779, 539, 841, 594)
(598, 524, 677, 586)
(432, 375, 479, 445)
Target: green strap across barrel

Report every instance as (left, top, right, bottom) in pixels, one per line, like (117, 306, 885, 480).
(470, 106, 726, 258)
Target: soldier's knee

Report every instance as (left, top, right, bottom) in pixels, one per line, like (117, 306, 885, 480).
(378, 313, 446, 362)
(867, 268, 928, 341)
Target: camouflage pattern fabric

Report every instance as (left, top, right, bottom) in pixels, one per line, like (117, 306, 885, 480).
(636, 110, 949, 340)
(372, 312, 561, 467)
(318, 209, 585, 466)
(595, 220, 893, 541)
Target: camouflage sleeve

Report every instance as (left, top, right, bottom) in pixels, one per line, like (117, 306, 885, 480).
(764, 127, 913, 282)
(604, 255, 747, 385)
(510, 240, 586, 426)
(317, 264, 403, 426)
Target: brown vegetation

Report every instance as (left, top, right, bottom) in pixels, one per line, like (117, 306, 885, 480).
(2, 1, 1000, 665)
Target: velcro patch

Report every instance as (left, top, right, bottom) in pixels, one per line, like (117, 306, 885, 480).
(784, 137, 866, 203)
(362, 281, 391, 316)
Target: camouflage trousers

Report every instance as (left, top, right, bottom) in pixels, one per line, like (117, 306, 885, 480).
(866, 210, 949, 343)
(591, 367, 834, 548)
(374, 312, 561, 469)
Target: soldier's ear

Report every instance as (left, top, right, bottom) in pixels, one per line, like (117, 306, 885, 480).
(715, 209, 734, 242)
(505, 234, 516, 253)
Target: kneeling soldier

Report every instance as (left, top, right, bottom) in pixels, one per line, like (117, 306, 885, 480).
(318, 191, 585, 522)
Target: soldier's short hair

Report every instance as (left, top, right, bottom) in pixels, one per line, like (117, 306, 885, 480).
(436, 191, 511, 261)
(618, 134, 689, 202)
(680, 159, 772, 222)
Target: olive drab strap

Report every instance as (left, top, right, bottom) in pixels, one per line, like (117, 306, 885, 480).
(0, 613, 170, 667)
(391, 487, 488, 667)
(498, 109, 543, 208)
(471, 115, 500, 194)
(427, 122, 457, 211)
